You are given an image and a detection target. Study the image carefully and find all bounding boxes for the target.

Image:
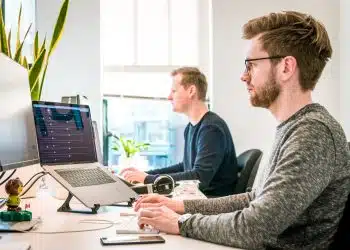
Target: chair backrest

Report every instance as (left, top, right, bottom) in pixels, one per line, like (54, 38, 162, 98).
(233, 149, 262, 194)
(330, 142, 350, 249)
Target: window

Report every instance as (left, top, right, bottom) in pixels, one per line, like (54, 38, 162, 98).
(101, 0, 210, 169)
(3, 0, 35, 62)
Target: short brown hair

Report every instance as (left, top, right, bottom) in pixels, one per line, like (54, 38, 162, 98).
(243, 11, 332, 90)
(171, 67, 207, 101)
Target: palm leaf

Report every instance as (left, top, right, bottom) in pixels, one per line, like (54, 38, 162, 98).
(13, 23, 32, 63)
(0, 0, 9, 56)
(48, 0, 69, 55)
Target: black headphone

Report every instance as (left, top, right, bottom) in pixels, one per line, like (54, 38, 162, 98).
(131, 174, 175, 195)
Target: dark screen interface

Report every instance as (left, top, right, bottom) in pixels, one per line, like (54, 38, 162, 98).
(32, 104, 96, 164)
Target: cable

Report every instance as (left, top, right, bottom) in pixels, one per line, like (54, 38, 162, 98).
(16, 219, 117, 234)
(0, 172, 5, 183)
(20, 173, 46, 197)
(23, 171, 46, 187)
(0, 169, 16, 186)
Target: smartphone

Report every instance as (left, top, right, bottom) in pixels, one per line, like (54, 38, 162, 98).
(100, 235, 165, 245)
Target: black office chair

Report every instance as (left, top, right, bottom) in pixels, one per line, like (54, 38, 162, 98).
(233, 149, 262, 194)
(330, 142, 350, 249)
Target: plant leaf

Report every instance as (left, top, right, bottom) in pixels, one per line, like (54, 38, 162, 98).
(48, 0, 69, 56)
(33, 31, 39, 60)
(38, 0, 69, 100)
(13, 23, 32, 63)
(22, 56, 28, 69)
(37, 60, 48, 101)
(39, 36, 46, 54)
(7, 30, 12, 58)
(29, 48, 46, 100)
(0, 1, 9, 56)
(16, 4, 22, 52)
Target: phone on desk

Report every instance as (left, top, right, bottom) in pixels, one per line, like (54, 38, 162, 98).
(100, 235, 165, 245)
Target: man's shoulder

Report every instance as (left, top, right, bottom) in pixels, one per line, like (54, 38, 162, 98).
(292, 105, 344, 138)
(280, 105, 348, 159)
(281, 104, 343, 136)
(200, 111, 228, 128)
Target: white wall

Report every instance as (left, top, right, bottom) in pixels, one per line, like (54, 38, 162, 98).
(340, 0, 350, 139)
(36, 0, 102, 129)
(210, 0, 341, 155)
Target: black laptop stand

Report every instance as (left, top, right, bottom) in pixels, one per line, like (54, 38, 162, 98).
(58, 192, 100, 214)
(57, 192, 136, 214)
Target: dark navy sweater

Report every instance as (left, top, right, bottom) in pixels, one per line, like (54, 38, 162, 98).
(145, 111, 239, 197)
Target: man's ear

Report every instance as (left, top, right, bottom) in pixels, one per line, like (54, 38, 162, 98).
(188, 85, 197, 99)
(280, 56, 297, 82)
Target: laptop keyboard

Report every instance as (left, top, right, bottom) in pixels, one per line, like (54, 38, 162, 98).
(55, 167, 116, 188)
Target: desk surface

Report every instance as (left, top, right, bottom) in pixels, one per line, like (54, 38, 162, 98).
(0, 187, 241, 250)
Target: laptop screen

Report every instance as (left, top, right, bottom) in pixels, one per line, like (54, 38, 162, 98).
(32, 101, 97, 165)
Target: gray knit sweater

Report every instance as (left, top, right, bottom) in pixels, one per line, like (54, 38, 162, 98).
(180, 104, 350, 249)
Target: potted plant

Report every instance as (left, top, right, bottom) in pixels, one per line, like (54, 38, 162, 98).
(0, 0, 69, 100)
(111, 135, 150, 170)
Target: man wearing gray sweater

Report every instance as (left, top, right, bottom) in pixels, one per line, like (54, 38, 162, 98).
(134, 11, 350, 249)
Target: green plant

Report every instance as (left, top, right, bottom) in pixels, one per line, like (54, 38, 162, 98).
(111, 136, 150, 158)
(0, 0, 69, 100)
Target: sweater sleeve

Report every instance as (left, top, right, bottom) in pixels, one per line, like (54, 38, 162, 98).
(144, 163, 184, 184)
(183, 191, 255, 215)
(146, 163, 184, 175)
(167, 125, 226, 186)
(180, 121, 336, 249)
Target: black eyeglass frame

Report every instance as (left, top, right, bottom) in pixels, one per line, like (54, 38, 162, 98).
(244, 56, 286, 73)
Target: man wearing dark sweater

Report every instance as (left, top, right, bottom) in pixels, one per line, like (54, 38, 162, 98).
(120, 67, 239, 197)
(133, 11, 350, 249)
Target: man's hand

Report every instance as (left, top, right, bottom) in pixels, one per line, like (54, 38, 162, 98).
(138, 206, 181, 235)
(134, 194, 185, 214)
(119, 167, 147, 183)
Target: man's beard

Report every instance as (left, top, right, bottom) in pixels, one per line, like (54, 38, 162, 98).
(250, 69, 280, 108)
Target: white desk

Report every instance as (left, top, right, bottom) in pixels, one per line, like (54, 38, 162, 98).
(0, 186, 241, 250)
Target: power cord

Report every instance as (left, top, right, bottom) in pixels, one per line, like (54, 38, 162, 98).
(23, 171, 46, 187)
(0, 169, 17, 186)
(0, 172, 5, 183)
(16, 219, 118, 234)
(20, 172, 47, 197)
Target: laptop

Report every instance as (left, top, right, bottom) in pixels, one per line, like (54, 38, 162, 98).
(31, 101, 137, 209)
(92, 121, 103, 165)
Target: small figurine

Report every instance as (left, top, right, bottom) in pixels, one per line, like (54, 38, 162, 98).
(0, 177, 32, 222)
(5, 177, 23, 212)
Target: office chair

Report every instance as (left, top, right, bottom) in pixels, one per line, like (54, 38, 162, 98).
(233, 149, 262, 194)
(330, 142, 350, 249)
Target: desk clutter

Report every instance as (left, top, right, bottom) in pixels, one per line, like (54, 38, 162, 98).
(0, 241, 31, 250)
(0, 218, 41, 232)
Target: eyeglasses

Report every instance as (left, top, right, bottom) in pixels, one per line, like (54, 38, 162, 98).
(244, 56, 285, 74)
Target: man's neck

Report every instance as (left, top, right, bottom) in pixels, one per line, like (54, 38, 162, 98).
(269, 89, 313, 123)
(186, 102, 209, 125)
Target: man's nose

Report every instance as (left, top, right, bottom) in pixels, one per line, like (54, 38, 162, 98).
(241, 71, 249, 83)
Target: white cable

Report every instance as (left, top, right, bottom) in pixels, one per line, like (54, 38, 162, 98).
(15, 219, 117, 234)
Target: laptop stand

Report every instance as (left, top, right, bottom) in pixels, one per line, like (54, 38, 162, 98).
(58, 192, 100, 214)
(110, 197, 135, 207)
